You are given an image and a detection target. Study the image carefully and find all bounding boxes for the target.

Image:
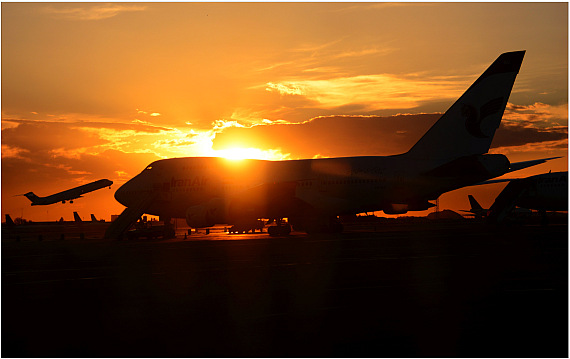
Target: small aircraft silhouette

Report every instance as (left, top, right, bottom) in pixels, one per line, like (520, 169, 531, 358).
(19, 179, 113, 206)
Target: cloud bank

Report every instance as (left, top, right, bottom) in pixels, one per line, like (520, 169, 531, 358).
(44, 4, 146, 21)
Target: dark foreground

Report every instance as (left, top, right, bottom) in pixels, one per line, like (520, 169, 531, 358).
(2, 222, 568, 357)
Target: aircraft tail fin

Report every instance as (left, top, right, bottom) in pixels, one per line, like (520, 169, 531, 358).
(5, 214, 15, 226)
(468, 195, 483, 211)
(91, 214, 98, 222)
(405, 51, 525, 163)
(23, 192, 41, 204)
(73, 212, 82, 222)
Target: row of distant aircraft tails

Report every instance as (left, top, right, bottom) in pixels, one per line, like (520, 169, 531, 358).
(4, 212, 103, 227)
(12, 51, 568, 236)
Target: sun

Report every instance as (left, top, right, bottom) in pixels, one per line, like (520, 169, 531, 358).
(214, 147, 290, 161)
(214, 147, 265, 160)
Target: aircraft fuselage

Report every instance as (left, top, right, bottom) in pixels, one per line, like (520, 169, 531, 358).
(115, 154, 510, 224)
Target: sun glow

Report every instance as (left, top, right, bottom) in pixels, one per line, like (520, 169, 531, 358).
(214, 147, 290, 161)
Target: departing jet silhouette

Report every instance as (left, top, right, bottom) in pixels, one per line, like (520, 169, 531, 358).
(21, 179, 113, 206)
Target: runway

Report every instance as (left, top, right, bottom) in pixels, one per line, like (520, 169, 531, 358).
(2, 221, 568, 357)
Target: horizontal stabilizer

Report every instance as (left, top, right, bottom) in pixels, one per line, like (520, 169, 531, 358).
(466, 156, 562, 186)
(507, 157, 561, 173)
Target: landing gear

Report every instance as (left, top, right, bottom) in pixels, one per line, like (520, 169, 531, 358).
(267, 219, 291, 236)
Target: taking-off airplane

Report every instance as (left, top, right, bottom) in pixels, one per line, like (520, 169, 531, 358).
(111, 51, 557, 235)
(22, 179, 113, 206)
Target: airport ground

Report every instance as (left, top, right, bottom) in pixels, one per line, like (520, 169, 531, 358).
(2, 219, 568, 357)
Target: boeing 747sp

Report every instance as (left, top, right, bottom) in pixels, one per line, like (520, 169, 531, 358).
(109, 51, 557, 236)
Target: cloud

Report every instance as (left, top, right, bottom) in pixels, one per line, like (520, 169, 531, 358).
(263, 74, 467, 112)
(504, 102, 568, 127)
(1, 145, 30, 160)
(332, 48, 393, 60)
(266, 82, 305, 96)
(213, 103, 569, 159)
(213, 114, 440, 159)
(1, 118, 176, 161)
(0, 118, 193, 169)
(492, 122, 567, 148)
(44, 4, 147, 21)
(1, 120, 110, 154)
(489, 139, 568, 156)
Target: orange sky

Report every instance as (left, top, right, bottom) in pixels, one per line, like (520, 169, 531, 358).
(2, 2, 568, 222)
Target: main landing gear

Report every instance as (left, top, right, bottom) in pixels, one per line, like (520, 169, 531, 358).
(267, 219, 291, 236)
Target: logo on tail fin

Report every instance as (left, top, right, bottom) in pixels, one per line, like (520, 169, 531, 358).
(463, 97, 505, 138)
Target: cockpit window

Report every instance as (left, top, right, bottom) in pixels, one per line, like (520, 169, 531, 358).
(145, 166, 153, 170)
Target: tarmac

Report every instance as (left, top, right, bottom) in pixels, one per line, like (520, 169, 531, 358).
(2, 220, 568, 357)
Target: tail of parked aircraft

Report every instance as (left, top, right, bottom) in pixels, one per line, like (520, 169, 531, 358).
(73, 212, 82, 222)
(91, 214, 98, 222)
(5, 214, 15, 226)
(405, 51, 525, 163)
(468, 195, 483, 211)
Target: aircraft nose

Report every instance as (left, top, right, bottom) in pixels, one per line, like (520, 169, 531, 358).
(114, 181, 133, 207)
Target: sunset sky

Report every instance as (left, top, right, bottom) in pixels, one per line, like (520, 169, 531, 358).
(2, 2, 568, 222)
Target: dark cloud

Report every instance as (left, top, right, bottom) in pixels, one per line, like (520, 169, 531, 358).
(214, 114, 436, 158)
(213, 113, 568, 158)
(493, 123, 567, 148)
(2, 118, 172, 155)
(2, 120, 109, 152)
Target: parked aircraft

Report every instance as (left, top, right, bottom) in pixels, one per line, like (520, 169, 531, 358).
(461, 194, 531, 220)
(5, 214, 15, 227)
(487, 171, 568, 223)
(461, 195, 487, 219)
(515, 171, 568, 211)
(109, 51, 556, 236)
(21, 179, 113, 206)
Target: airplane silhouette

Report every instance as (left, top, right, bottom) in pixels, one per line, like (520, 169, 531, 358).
(108, 51, 557, 237)
(21, 179, 113, 206)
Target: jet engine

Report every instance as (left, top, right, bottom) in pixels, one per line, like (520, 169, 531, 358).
(185, 198, 225, 228)
(383, 204, 409, 215)
(383, 201, 435, 215)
